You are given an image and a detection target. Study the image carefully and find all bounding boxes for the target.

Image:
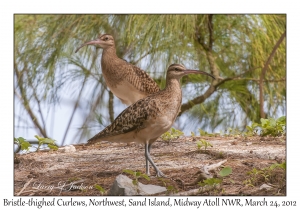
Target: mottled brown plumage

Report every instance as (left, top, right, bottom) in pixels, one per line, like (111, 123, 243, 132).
(87, 64, 215, 177)
(75, 34, 160, 105)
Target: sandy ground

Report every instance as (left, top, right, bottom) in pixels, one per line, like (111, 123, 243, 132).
(14, 135, 286, 196)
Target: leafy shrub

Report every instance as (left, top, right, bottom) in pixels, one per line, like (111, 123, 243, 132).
(123, 169, 150, 186)
(14, 135, 58, 153)
(161, 128, 184, 141)
(196, 139, 213, 150)
(246, 116, 286, 137)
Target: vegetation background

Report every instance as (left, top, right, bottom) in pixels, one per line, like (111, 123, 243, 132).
(14, 14, 286, 146)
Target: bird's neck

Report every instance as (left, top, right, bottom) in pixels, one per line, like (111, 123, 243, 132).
(101, 46, 119, 73)
(102, 46, 117, 60)
(164, 77, 182, 101)
(161, 77, 182, 119)
(165, 77, 181, 92)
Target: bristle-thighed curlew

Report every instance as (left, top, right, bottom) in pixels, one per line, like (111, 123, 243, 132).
(75, 34, 160, 106)
(87, 64, 215, 177)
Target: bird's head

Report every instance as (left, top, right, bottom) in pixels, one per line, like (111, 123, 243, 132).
(166, 64, 215, 80)
(75, 34, 115, 53)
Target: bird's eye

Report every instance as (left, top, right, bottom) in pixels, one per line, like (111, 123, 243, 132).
(105, 37, 109, 41)
(175, 68, 179, 71)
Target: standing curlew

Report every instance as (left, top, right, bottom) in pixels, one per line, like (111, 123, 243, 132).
(87, 64, 215, 177)
(75, 34, 160, 105)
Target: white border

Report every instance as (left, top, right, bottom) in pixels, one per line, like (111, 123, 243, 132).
(2, 0, 299, 209)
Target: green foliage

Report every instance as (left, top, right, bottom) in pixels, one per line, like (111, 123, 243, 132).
(34, 135, 58, 151)
(161, 128, 184, 142)
(225, 128, 243, 137)
(245, 123, 260, 136)
(14, 135, 58, 153)
(199, 129, 215, 137)
(244, 168, 268, 187)
(123, 169, 150, 187)
(196, 139, 213, 150)
(246, 116, 286, 137)
(220, 116, 286, 138)
(94, 184, 106, 195)
(243, 161, 286, 187)
(158, 178, 178, 194)
(199, 178, 222, 187)
(269, 162, 286, 170)
(260, 116, 286, 136)
(14, 137, 31, 151)
(198, 166, 232, 194)
(219, 167, 232, 177)
(166, 185, 178, 194)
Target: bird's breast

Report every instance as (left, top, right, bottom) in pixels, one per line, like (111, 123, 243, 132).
(108, 81, 148, 105)
(156, 91, 182, 121)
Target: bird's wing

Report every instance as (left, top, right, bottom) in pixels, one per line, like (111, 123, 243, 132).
(124, 64, 160, 94)
(87, 97, 160, 144)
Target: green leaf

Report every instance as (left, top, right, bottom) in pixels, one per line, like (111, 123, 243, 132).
(14, 137, 32, 151)
(161, 128, 184, 141)
(270, 162, 286, 170)
(34, 135, 43, 141)
(20, 140, 31, 151)
(34, 135, 57, 146)
(94, 184, 105, 193)
(246, 126, 253, 132)
(48, 144, 58, 150)
(277, 116, 286, 123)
(280, 162, 286, 170)
(202, 178, 222, 186)
(132, 180, 138, 186)
(136, 171, 141, 177)
(197, 139, 213, 150)
(14, 137, 26, 143)
(260, 118, 268, 127)
(199, 129, 207, 136)
(140, 174, 150, 181)
(219, 167, 232, 177)
(123, 169, 135, 175)
(42, 138, 56, 144)
(269, 118, 276, 127)
(167, 185, 174, 191)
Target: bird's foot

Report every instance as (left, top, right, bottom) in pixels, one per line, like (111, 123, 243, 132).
(156, 170, 167, 178)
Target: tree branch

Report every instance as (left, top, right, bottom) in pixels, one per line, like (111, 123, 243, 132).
(179, 66, 261, 115)
(14, 68, 48, 137)
(179, 85, 216, 116)
(208, 14, 214, 50)
(61, 76, 87, 145)
(259, 30, 286, 118)
(76, 83, 106, 143)
(180, 15, 219, 115)
(26, 77, 47, 131)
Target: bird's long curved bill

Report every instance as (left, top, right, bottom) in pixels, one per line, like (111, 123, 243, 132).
(184, 69, 216, 80)
(75, 39, 100, 53)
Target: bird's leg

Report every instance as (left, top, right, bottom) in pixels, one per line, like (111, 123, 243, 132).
(145, 143, 150, 176)
(145, 142, 165, 177)
(145, 143, 152, 176)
